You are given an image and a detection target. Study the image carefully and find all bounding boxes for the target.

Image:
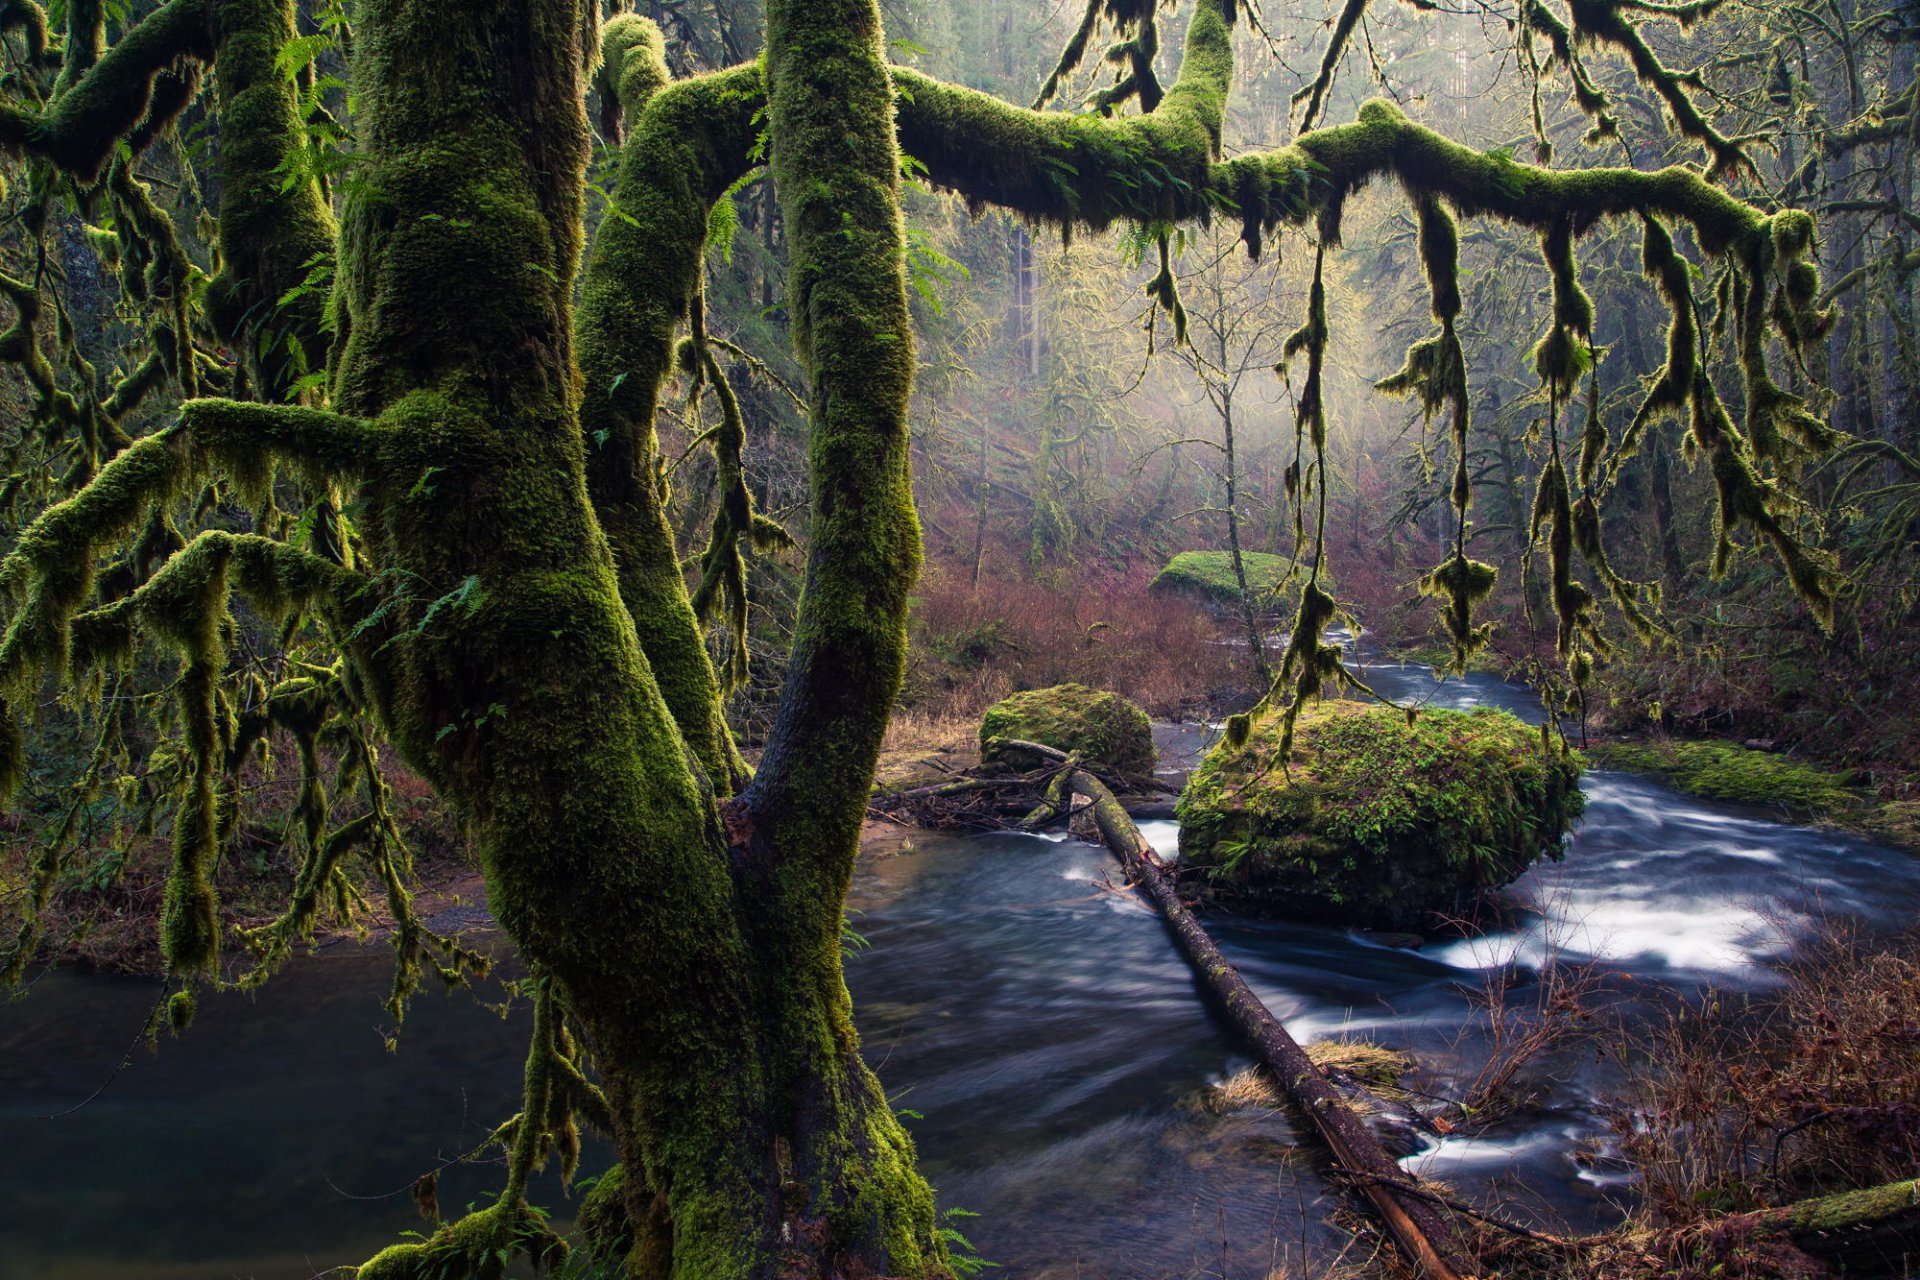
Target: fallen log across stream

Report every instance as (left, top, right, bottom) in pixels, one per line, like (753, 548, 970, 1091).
(1023, 745, 1482, 1280)
(933, 737, 1920, 1280)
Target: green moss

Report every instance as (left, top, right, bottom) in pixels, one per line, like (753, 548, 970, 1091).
(1179, 700, 1583, 928)
(980, 683, 1155, 777)
(1149, 550, 1322, 607)
(0, 0, 212, 182)
(354, 1202, 567, 1280)
(202, 0, 339, 401)
(575, 54, 762, 791)
(1584, 739, 1865, 817)
(1856, 801, 1920, 851)
(1391, 643, 1506, 675)
(577, 1163, 636, 1264)
(1783, 1178, 1918, 1234)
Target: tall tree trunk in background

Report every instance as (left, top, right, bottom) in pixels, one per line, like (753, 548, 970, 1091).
(972, 406, 992, 587)
(1220, 383, 1275, 689)
(1649, 429, 1689, 588)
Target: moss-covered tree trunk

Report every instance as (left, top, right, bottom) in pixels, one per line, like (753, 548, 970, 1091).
(323, 1, 936, 1275)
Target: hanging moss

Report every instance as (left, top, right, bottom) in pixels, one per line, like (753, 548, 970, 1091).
(1514, 0, 1747, 175)
(1179, 700, 1584, 928)
(979, 683, 1156, 777)
(680, 300, 796, 692)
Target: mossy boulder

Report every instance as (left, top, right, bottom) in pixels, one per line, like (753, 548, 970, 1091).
(1177, 700, 1584, 928)
(1150, 551, 1324, 608)
(979, 683, 1155, 777)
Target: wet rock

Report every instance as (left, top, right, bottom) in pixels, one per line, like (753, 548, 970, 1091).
(979, 683, 1155, 777)
(1178, 700, 1584, 929)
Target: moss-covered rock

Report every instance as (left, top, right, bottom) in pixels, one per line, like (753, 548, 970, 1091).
(1178, 700, 1583, 928)
(1150, 551, 1323, 607)
(979, 683, 1155, 777)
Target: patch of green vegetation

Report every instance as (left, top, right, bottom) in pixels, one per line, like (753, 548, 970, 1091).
(926, 617, 1016, 672)
(1858, 801, 1920, 850)
(979, 683, 1155, 777)
(1584, 739, 1863, 815)
(1179, 700, 1583, 928)
(1783, 1178, 1918, 1234)
(1149, 551, 1324, 607)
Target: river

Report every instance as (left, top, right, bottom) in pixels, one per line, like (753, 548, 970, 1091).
(4, 658, 1917, 1278)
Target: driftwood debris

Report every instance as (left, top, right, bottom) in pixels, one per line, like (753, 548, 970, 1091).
(869, 736, 1171, 830)
(1055, 762, 1482, 1280)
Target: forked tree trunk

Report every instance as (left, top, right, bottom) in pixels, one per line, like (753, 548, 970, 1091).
(331, 1, 938, 1275)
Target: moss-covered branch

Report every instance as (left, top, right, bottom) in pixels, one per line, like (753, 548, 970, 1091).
(718, 0, 942, 1270)
(0, 0, 212, 181)
(893, 0, 1233, 236)
(576, 29, 760, 790)
(202, 0, 340, 401)
(0, 401, 379, 696)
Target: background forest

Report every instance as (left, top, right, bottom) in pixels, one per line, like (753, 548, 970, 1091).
(641, 0, 1920, 776)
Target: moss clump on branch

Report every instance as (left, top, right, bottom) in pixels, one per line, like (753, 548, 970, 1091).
(0, 0, 212, 181)
(980, 683, 1156, 777)
(1149, 550, 1323, 608)
(1179, 700, 1583, 927)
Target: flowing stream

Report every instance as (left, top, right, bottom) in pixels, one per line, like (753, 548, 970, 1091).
(4, 658, 1919, 1279)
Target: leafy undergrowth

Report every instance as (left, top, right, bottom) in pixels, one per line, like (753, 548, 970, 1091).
(902, 559, 1249, 722)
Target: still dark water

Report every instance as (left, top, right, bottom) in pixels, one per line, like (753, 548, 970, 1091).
(5, 657, 1919, 1279)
